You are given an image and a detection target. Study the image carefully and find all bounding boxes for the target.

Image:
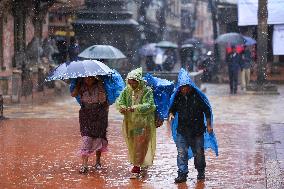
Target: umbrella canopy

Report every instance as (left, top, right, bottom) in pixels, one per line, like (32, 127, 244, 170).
(243, 36, 256, 46)
(139, 43, 158, 56)
(46, 60, 114, 81)
(216, 32, 245, 46)
(181, 44, 194, 49)
(156, 41, 178, 48)
(78, 45, 126, 60)
(183, 38, 203, 47)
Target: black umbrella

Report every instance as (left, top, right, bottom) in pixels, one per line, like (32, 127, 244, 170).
(45, 60, 114, 81)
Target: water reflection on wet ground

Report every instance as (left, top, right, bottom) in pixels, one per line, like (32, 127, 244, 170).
(0, 84, 283, 188)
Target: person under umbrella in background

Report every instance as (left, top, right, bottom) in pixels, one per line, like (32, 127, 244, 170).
(240, 45, 253, 91)
(68, 37, 80, 61)
(139, 43, 157, 71)
(154, 51, 165, 71)
(163, 49, 177, 71)
(145, 56, 156, 71)
(168, 68, 218, 183)
(226, 45, 242, 94)
(71, 76, 109, 174)
(116, 67, 156, 179)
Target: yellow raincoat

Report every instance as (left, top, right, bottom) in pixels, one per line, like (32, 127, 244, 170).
(116, 68, 156, 167)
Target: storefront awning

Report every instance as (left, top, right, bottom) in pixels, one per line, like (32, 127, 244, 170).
(54, 30, 75, 36)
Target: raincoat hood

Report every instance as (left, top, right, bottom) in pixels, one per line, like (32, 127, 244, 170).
(126, 67, 145, 91)
(170, 68, 218, 159)
(126, 67, 143, 81)
(171, 68, 212, 113)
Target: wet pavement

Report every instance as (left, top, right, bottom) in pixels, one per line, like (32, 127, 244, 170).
(0, 84, 283, 189)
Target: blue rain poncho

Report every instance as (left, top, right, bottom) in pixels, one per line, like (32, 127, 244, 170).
(144, 73, 174, 120)
(169, 68, 218, 159)
(70, 69, 125, 105)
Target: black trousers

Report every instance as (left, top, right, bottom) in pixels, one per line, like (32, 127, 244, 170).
(228, 67, 239, 93)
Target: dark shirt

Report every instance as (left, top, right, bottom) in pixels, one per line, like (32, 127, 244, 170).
(226, 52, 242, 70)
(169, 91, 211, 137)
(68, 43, 80, 61)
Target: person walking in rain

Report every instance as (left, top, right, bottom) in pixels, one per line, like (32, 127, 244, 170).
(240, 45, 253, 91)
(168, 68, 218, 183)
(226, 45, 242, 94)
(116, 67, 156, 179)
(68, 37, 80, 61)
(71, 76, 109, 174)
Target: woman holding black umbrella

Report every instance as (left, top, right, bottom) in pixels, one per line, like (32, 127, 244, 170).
(71, 76, 109, 174)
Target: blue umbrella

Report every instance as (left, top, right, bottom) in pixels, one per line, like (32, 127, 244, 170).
(45, 60, 114, 81)
(243, 36, 256, 46)
(78, 45, 126, 60)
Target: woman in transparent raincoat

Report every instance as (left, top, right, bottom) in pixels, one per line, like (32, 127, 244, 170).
(116, 67, 156, 178)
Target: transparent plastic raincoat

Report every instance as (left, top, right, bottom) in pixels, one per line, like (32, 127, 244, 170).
(116, 68, 156, 167)
(170, 68, 218, 159)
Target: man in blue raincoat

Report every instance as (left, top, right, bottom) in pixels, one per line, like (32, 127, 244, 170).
(168, 68, 218, 183)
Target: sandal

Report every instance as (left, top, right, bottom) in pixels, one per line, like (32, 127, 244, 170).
(94, 163, 102, 170)
(79, 166, 88, 174)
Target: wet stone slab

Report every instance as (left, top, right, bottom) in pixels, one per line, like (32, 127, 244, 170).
(0, 84, 284, 188)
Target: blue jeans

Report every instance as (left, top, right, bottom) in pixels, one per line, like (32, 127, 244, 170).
(176, 133, 206, 174)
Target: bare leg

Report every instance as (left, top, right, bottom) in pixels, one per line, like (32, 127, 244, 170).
(82, 155, 88, 166)
(96, 151, 101, 164)
(79, 155, 89, 174)
(94, 151, 102, 169)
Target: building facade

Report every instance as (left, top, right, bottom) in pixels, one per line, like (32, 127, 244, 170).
(0, 0, 65, 103)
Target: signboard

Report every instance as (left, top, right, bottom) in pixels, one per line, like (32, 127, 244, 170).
(273, 25, 284, 55)
(238, 0, 284, 26)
